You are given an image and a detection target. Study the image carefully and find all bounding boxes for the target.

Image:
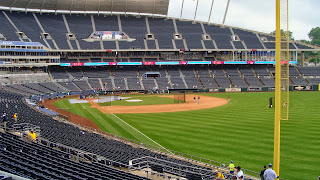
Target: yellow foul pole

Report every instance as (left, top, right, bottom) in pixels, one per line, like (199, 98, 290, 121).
(274, 0, 281, 177)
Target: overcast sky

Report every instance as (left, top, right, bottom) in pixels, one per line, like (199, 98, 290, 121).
(167, 0, 320, 40)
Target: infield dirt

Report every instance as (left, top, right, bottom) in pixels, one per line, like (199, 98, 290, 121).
(88, 95, 228, 113)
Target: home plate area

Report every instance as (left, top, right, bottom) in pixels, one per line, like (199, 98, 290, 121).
(68, 96, 135, 104)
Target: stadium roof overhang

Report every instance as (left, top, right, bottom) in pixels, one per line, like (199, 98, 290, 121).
(0, 0, 169, 15)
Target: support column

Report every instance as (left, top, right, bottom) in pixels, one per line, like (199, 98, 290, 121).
(301, 51, 305, 67)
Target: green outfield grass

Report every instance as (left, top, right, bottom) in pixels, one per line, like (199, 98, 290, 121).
(53, 91, 320, 179)
(98, 95, 175, 106)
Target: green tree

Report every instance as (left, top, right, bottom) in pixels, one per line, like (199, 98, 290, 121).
(309, 56, 320, 66)
(308, 27, 320, 41)
(270, 29, 294, 40)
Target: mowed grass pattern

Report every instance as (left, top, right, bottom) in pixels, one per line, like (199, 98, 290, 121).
(52, 99, 160, 146)
(54, 92, 320, 179)
(115, 92, 320, 179)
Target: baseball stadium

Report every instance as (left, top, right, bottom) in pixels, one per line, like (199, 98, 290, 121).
(0, 0, 319, 179)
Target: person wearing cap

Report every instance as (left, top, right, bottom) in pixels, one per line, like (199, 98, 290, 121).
(228, 160, 235, 174)
(263, 163, 277, 180)
(235, 166, 244, 180)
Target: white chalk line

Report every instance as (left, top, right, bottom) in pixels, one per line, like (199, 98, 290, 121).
(110, 113, 173, 155)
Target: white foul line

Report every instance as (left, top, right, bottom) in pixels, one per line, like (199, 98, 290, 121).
(110, 113, 173, 155)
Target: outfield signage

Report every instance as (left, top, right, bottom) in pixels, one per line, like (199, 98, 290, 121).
(293, 85, 313, 91)
(60, 61, 298, 66)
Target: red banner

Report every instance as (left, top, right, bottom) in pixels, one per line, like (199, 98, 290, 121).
(281, 61, 289, 64)
(179, 61, 188, 65)
(143, 62, 156, 65)
(247, 61, 255, 64)
(212, 61, 224, 64)
(109, 62, 117, 65)
(71, 62, 84, 66)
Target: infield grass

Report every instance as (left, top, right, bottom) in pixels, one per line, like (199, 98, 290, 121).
(53, 91, 320, 179)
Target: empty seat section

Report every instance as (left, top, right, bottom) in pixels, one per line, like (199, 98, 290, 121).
(0, 11, 20, 41)
(121, 16, 146, 49)
(170, 77, 186, 89)
(295, 43, 313, 49)
(261, 77, 275, 87)
(39, 82, 65, 92)
(149, 18, 174, 49)
(203, 40, 215, 49)
(142, 79, 157, 90)
(184, 76, 201, 89)
(176, 21, 203, 49)
(175, 39, 185, 49)
(290, 76, 308, 85)
(205, 25, 233, 49)
(83, 67, 110, 78)
(94, 15, 118, 49)
(37, 13, 70, 49)
(57, 82, 79, 91)
(88, 79, 102, 89)
(126, 78, 142, 90)
(245, 76, 262, 87)
(254, 67, 271, 76)
(229, 76, 247, 87)
(7, 12, 46, 45)
(298, 67, 320, 76)
(214, 77, 230, 88)
(66, 15, 100, 49)
(50, 68, 70, 79)
(22, 83, 53, 93)
(114, 78, 126, 90)
(73, 80, 91, 90)
(147, 40, 157, 49)
(232, 29, 263, 49)
(100, 78, 113, 90)
(67, 68, 84, 79)
(306, 78, 320, 84)
(156, 77, 170, 90)
(199, 76, 217, 89)
(233, 41, 245, 49)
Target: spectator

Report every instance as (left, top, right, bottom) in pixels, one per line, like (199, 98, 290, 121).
(13, 113, 18, 123)
(260, 165, 266, 180)
(215, 172, 225, 180)
(14, 105, 18, 110)
(235, 166, 244, 180)
(2, 113, 7, 130)
(5, 103, 8, 109)
(228, 160, 235, 174)
(263, 163, 277, 180)
(28, 130, 37, 141)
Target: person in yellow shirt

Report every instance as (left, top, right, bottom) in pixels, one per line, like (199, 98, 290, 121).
(13, 113, 17, 123)
(215, 172, 225, 180)
(28, 130, 37, 141)
(228, 160, 235, 174)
